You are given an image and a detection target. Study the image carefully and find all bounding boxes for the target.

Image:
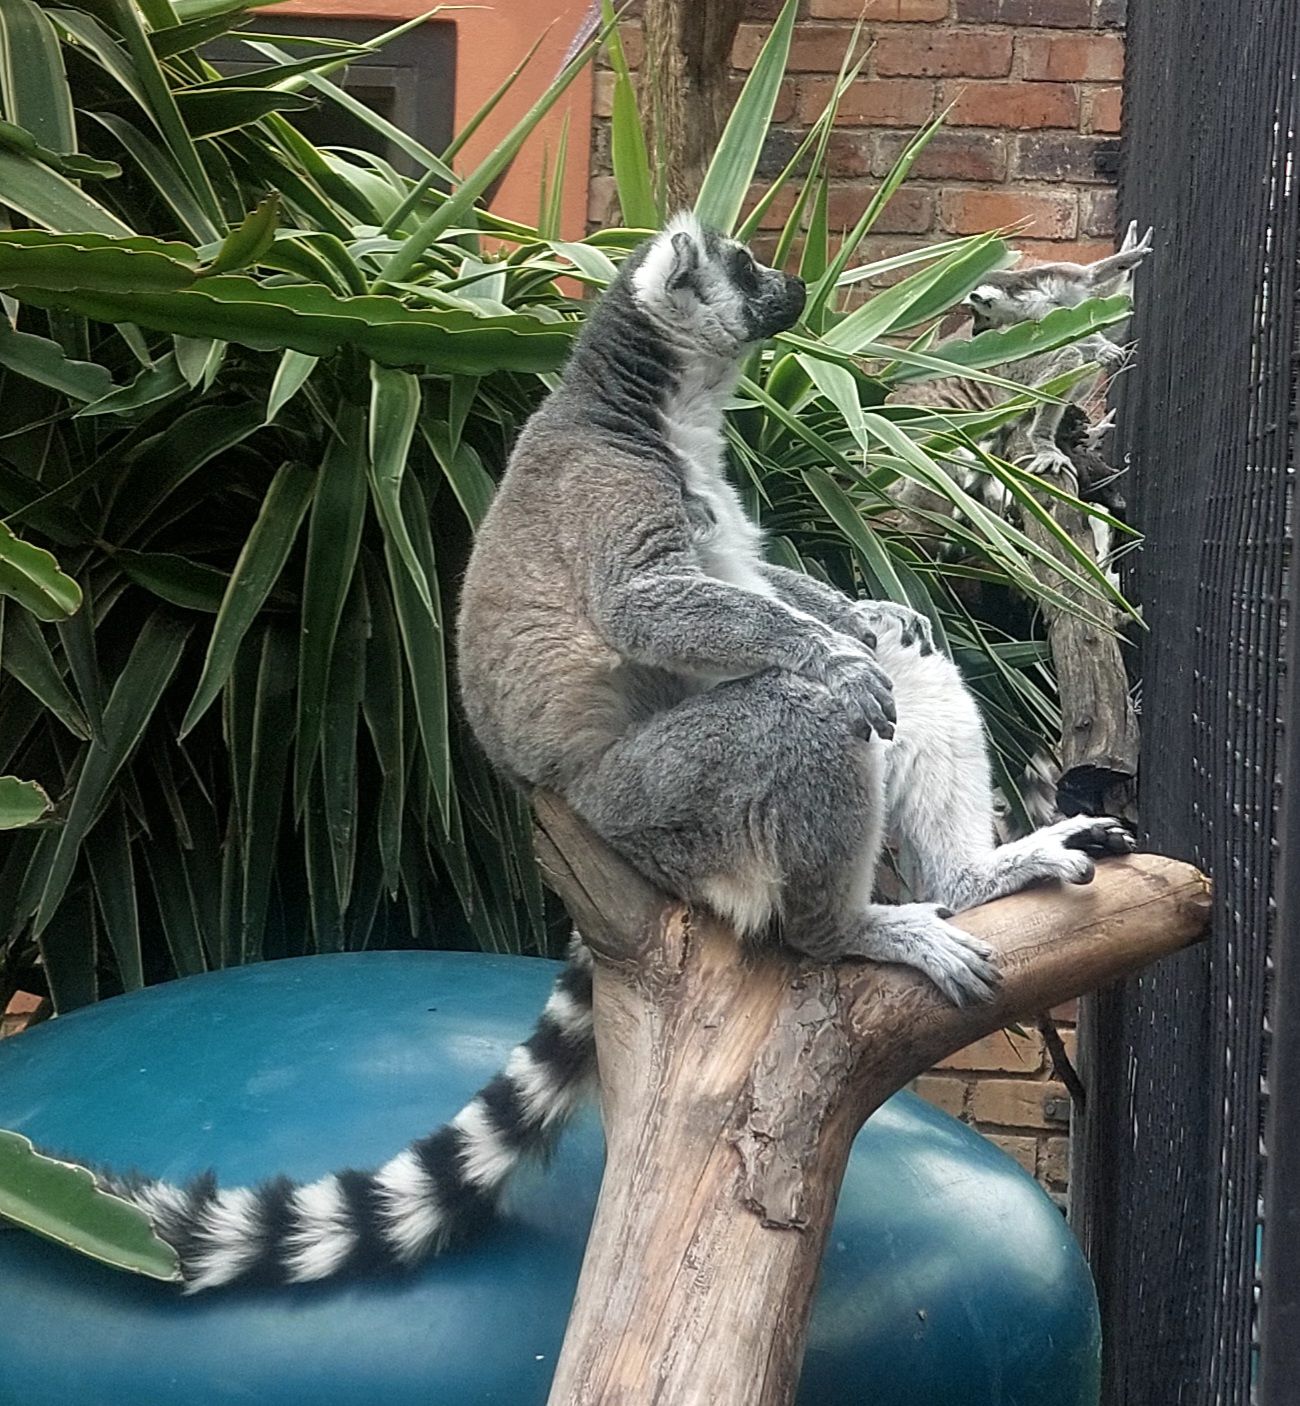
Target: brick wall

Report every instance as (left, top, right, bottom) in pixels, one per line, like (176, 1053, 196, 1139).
(912, 1001, 1079, 1205)
(590, 0, 1125, 271)
(589, 0, 1123, 1200)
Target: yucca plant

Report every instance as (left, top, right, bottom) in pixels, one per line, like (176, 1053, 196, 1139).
(0, 0, 1129, 1012)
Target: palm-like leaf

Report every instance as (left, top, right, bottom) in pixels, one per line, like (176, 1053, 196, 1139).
(0, 3, 1132, 1013)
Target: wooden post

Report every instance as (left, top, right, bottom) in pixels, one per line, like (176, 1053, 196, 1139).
(533, 794, 1210, 1406)
(640, 0, 748, 210)
(1022, 445, 1140, 819)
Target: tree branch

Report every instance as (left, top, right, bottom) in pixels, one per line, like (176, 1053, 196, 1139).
(534, 793, 1210, 1406)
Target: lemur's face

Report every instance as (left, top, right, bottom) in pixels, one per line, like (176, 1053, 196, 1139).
(632, 215, 806, 352)
(965, 268, 1071, 333)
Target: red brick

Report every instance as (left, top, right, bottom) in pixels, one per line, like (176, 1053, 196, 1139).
(875, 30, 1014, 78)
(939, 1029, 1043, 1073)
(986, 1133, 1039, 1174)
(724, 74, 798, 124)
(874, 129, 1007, 181)
(1013, 132, 1115, 182)
(941, 79, 1079, 129)
(826, 130, 876, 177)
(812, 0, 947, 16)
(796, 75, 937, 127)
(757, 128, 805, 179)
(4, 991, 44, 1016)
(1020, 32, 1124, 81)
(969, 1078, 1071, 1129)
(1096, 0, 1127, 27)
(592, 72, 615, 120)
(914, 1074, 968, 1118)
(1039, 1135, 1071, 1186)
(1050, 998, 1079, 1021)
(771, 77, 798, 123)
(956, 0, 1091, 23)
(1080, 187, 1118, 236)
(587, 175, 619, 228)
(829, 183, 934, 233)
(846, 233, 940, 285)
(734, 22, 862, 72)
(1015, 237, 1113, 262)
(608, 24, 644, 70)
(1088, 84, 1123, 132)
(940, 187, 1077, 238)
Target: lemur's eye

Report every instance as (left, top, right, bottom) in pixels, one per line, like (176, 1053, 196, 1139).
(732, 250, 760, 294)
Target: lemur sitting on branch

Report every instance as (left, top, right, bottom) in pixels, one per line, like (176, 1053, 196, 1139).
(888, 224, 1152, 534)
(69, 217, 1132, 1291)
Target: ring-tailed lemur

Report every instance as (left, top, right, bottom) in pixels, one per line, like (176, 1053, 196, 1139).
(888, 224, 1153, 525)
(964, 222, 1153, 368)
(67, 216, 1131, 1291)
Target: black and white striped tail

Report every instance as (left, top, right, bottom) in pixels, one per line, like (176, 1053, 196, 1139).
(101, 944, 596, 1293)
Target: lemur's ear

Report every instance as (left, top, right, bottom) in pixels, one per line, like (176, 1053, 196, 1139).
(667, 231, 700, 292)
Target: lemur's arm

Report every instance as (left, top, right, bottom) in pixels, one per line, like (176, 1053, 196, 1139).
(760, 564, 936, 655)
(757, 563, 860, 632)
(580, 490, 897, 735)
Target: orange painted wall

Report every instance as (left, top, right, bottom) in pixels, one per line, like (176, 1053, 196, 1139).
(273, 0, 595, 239)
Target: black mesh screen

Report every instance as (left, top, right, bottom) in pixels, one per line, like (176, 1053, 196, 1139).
(1071, 4, 1300, 1404)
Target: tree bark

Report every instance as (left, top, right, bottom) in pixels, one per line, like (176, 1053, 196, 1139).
(533, 793, 1210, 1406)
(1022, 450, 1140, 820)
(641, 0, 748, 211)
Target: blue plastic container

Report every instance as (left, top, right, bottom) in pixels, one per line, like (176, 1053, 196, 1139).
(0, 952, 1100, 1404)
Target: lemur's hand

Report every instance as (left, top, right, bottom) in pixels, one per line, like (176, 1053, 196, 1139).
(800, 632, 896, 740)
(1095, 338, 1133, 371)
(849, 600, 935, 656)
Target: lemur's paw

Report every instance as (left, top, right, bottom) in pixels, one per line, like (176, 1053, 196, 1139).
(1096, 340, 1134, 371)
(1055, 815, 1136, 858)
(819, 640, 897, 740)
(851, 600, 935, 656)
(854, 904, 1001, 1006)
(1017, 446, 1075, 479)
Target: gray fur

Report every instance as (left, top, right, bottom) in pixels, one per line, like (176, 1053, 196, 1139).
(888, 222, 1154, 520)
(458, 214, 1134, 1006)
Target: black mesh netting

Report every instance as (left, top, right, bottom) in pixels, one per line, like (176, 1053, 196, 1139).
(1071, 4, 1300, 1404)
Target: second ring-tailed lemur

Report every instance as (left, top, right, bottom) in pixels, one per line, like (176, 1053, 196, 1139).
(888, 223, 1152, 523)
(64, 216, 1131, 1291)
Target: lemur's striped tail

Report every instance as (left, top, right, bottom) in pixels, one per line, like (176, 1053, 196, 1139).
(99, 945, 596, 1293)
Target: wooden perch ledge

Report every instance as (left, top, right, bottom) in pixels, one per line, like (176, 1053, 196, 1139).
(532, 793, 1211, 1406)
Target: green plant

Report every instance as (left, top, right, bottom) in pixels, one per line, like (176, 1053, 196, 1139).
(0, 0, 1128, 1011)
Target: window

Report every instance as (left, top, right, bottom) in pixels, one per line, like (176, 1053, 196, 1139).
(204, 17, 456, 176)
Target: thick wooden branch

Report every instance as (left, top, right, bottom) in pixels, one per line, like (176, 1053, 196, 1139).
(534, 794, 1210, 1406)
(1025, 440, 1140, 818)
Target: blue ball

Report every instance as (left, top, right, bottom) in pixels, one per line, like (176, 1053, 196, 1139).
(0, 952, 1099, 1405)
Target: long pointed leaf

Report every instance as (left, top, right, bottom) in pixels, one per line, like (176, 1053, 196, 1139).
(295, 405, 368, 806)
(34, 612, 191, 934)
(694, 0, 799, 234)
(181, 461, 315, 736)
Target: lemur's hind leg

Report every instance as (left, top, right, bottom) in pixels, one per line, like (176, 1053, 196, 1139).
(564, 669, 999, 1005)
(871, 607, 1134, 914)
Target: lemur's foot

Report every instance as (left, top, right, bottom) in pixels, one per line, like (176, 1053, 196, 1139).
(1017, 815, 1137, 886)
(1056, 815, 1136, 857)
(851, 600, 935, 655)
(848, 903, 1001, 1006)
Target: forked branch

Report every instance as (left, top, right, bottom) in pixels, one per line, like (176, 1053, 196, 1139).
(533, 793, 1210, 1406)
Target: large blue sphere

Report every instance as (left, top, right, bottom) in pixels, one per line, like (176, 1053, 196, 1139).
(0, 953, 1100, 1404)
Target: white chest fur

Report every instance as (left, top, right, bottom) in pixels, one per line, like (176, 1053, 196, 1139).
(662, 377, 777, 600)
